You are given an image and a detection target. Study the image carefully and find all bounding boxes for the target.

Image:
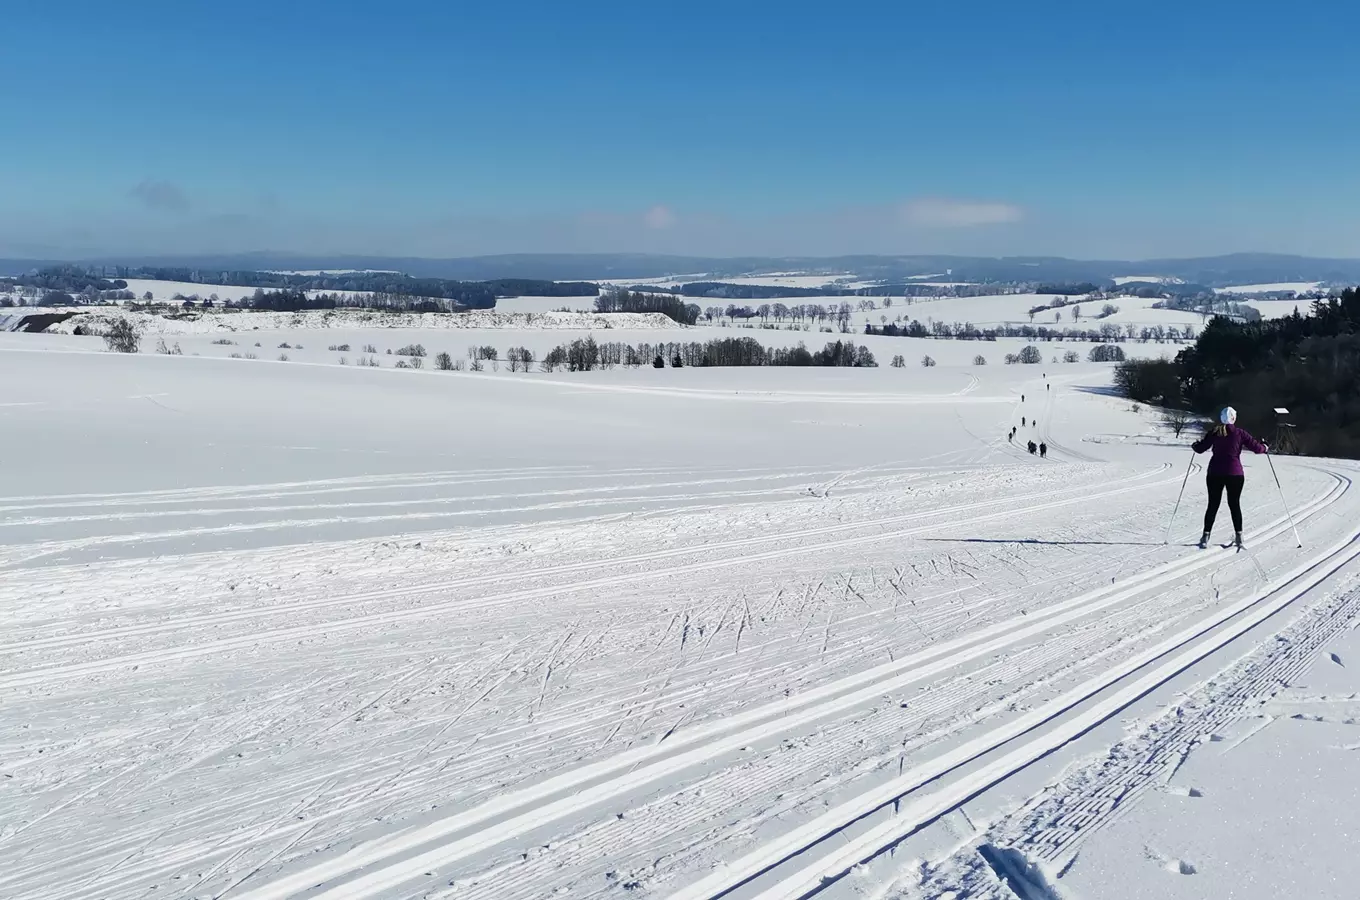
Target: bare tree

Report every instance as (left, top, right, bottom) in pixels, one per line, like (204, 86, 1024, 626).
(103, 319, 142, 353)
(1164, 409, 1192, 438)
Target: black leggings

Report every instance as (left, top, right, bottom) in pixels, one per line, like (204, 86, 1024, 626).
(1204, 475, 1245, 533)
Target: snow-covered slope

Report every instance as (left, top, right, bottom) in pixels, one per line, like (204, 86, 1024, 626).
(2, 342, 1355, 900)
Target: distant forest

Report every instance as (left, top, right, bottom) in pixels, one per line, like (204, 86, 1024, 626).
(669, 282, 1018, 300)
(1, 265, 129, 294)
(2, 266, 597, 311)
(593, 289, 701, 325)
(1115, 288, 1360, 458)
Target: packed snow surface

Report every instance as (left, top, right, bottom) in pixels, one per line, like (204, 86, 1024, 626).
(2, 338, 1358, 900)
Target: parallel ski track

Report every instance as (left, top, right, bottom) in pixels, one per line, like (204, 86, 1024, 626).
(666, 467, 1358, 900)
(219, 470, 1346, 900)
(455, 532, 1289, 900)
(0, 464, 877, 512)
(0, 468, 931, 528)
(1025, 581, 1360, 865)
(0, 465, 1172, 674)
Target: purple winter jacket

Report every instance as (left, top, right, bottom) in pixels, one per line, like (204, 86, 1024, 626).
(1191, 425, 1267, 477)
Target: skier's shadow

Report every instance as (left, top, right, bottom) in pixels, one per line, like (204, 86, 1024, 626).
(923, 538, 1175, 547)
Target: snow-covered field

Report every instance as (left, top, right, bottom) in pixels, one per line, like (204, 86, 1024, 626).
(4, 321, 1178, 370)
(44, 306, 680, 336)
(3, 317, 1359, 900)
(1213, 281, 1324, 295)
(1243, 297, 1316, 321)
(1112, 275, 1183, 285)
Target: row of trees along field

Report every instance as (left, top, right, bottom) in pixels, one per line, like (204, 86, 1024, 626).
(537, 336, 877, 371)
(864, 320, 1195, 343)
(1115, 289, 1360, 459)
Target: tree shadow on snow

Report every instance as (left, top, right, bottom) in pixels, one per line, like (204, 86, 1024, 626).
(1071, 384, 1124, 398)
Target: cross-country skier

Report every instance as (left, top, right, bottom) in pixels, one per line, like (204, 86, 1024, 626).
(1040, 442, 1047, 458)
(1192, 406, 1267, 549)
(1022, 416, 1026, 426)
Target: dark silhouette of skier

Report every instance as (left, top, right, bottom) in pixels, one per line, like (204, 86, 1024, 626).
(1022, 416, 1026, 426)
(1027, 441, 1037, 455)
(1040, 442, 1047, 458)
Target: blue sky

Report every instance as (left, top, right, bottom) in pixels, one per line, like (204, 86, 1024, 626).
(3, 0, 1358, 260)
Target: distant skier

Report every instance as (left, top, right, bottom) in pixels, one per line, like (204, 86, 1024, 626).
(1028, 441, 1037, 455)
(1040, 442, 1047, 458)
(1021, 394, 1025, 403)
(1022, 416, 1027, 426)
(1192, 406, 1267, 549)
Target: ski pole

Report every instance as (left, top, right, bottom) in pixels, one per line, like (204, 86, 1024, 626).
(1165, 451, 1196, 545)
(1266, 452, 1303, 548)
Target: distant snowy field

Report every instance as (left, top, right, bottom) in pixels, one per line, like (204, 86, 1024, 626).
(6, 324, 1177, 369)
(3, 328, 1359, 900)
(1112, 274, 1184, 285)
(1214, 281, 1324, 295)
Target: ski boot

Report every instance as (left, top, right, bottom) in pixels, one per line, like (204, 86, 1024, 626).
(1234, 531, 1244, 550)
(1198, 532, 1210, 549)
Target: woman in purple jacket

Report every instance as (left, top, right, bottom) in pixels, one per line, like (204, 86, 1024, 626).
(1191, 406, 1268, 548)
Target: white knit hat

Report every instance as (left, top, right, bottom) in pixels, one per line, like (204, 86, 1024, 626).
(1220, 406, 1237, 425)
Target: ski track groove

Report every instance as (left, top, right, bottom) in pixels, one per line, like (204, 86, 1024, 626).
(0, 464, 1156, 655)
(0, 467, 1173, 685)
(7, 455, 1352, 900)
(206, 473, 1346, 900)
(670, 479, 1360, 900)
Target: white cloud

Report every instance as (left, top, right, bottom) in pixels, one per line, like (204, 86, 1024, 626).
(900, 197, 1023, 228)
(642, 204, 676, 229)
